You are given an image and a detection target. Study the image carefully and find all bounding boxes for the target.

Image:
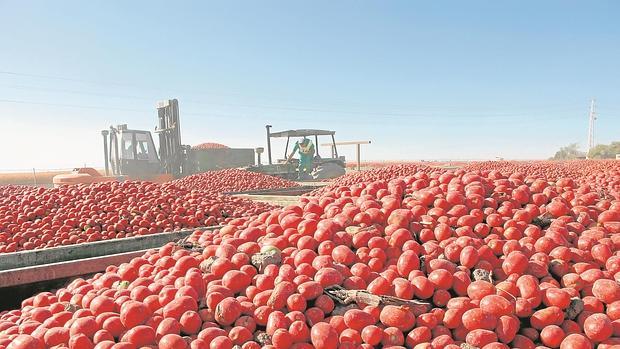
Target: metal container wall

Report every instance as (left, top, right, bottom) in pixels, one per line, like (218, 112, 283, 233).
(194, 148, 255, 171)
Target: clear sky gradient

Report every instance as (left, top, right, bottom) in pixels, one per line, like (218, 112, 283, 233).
(1, 1, 619, 170)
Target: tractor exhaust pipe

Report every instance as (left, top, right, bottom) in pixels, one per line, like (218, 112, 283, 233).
(266, 125, 273, 165)
(101, 130, 110, 175)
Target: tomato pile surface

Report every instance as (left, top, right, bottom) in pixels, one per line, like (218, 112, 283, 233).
(0, 181, 275, 253)
(3, 160, 620, 349)
(462, 161, 620, 199)
(343, 162, 468, 170)
(309, 164, 438, 197)
(192, 143, 229, 150)
(173, 170, 299, 194)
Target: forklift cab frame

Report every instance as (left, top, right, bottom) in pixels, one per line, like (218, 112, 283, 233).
(103, 125, 162, 178)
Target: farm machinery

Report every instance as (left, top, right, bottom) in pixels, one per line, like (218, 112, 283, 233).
(245, 126, 346, 180)
(53, 100, 348, 186)
(53, 99, 255, 186)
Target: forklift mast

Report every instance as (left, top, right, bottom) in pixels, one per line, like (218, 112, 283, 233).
(100, 99, 193, 179)
(155, 99, 186, 177)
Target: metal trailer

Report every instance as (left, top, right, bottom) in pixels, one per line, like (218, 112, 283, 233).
(0, 226, 221, 310)
(193, 148, 255, 171)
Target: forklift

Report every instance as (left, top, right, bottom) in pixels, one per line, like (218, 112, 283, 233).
(53, 99, 195, 186)
(102, 99, 194, 179)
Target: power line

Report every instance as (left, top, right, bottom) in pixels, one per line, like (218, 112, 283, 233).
(1, 84, 154, 102)
(0, 98, 248, 120)
(0, 70, 587, 114)
(0, 97, 588, 123)
(0, 98, 148, 113)
(0, 70, 311, 103)
(0, 84, 586, 120)
(0, 71, 151, 89)
(0, 98, 338, 123)
(182, 99, 583, 118)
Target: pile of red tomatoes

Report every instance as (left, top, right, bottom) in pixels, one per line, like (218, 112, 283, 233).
(310, 164, 437, 197)
(0, 181, 275, 253)
(192, 143, 229, 150)
(2, 161, 620, 348)
(174, 170, 299, 194)
(463, 161, 620, 199)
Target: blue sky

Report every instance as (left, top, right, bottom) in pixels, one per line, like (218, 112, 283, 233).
(1, 1, 619, 170)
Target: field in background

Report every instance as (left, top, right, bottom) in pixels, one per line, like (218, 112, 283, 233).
(0, 161, 473, 187)
(345, 160, 470, 170)
(0, 170, 70, 187)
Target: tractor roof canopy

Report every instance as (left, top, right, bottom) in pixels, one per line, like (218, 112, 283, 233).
(269, 129, 335, 138)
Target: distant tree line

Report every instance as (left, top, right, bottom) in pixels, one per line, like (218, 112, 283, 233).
(550, 142, 620, 160)
(588, 142, 620, 159)
(550, 143, 583, 160)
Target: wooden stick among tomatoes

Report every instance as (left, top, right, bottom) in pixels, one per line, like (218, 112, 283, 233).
(323, 285, 432, 313)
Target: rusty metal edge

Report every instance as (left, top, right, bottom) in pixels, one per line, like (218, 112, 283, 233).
(0, 225, 222, 271)
(224, 185, 316, 196)
(0, 249, 151, 288)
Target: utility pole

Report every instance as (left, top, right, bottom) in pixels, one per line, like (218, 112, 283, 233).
(586, 99, 597, 158)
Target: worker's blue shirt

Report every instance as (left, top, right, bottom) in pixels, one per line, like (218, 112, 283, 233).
(293, 141, 315, 164)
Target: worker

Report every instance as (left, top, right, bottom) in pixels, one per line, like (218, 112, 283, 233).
(136, 142, 149, 160)
(137, 147, 148, 160)
(287, 137, 315, 179)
